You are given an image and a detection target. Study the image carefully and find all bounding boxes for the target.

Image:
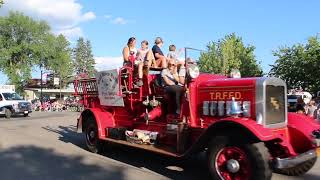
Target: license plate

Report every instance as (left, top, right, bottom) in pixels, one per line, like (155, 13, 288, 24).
(24, 111, 28, 114)
(317, 148, 320, 157)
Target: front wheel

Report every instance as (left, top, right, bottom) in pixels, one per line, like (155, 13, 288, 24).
(5, 108, 12, 119)
(84, 116, 104, 153)
(208, 136, 272, 180)
(23, 113, 29, 117)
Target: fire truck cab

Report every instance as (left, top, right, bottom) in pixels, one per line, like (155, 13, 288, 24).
(74, 49, 320, 180)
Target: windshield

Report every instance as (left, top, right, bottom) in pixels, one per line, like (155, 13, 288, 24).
(2, 93, 24, 100)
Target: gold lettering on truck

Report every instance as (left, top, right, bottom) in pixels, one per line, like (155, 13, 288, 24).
(210, 91, 242, 100)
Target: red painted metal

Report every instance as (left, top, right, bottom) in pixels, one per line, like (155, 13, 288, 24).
(209, 118, 279, 141)
(75, 66, 320, 163)
(215, 147, 251, 180)
(140, 106, 162, 121)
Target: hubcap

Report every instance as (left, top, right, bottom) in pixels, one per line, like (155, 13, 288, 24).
(215, 147, 251, 180)
(90, 131, 95, 138)
(226, 159, 240, 173)
(86, 126, 96, 145)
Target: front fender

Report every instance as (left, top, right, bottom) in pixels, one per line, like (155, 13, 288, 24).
(288, 112, 320, 133)
(287, 113, 320, 148)
(212, 118, 280, 141)
(183, 118, 279, 157)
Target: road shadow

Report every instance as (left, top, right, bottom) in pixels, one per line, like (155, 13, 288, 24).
(0, 145, 124, 180)
(42, 125, 320, 180)
(42, 125, 86, 149)
(42, 125, 211, 180)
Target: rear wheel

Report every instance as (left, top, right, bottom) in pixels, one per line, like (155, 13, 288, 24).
(208, 136, 272, 180)
(84, 116, 104, 153)
(274, 157, 317, 176)
(5, 108, 12, 119)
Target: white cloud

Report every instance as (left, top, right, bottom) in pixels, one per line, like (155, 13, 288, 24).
(104, 14, 112, 19)
(56, 27, 83, 40)
(1, 0, 96, 40)
(104, 15, 133, 25)
(95, 56, 123, 71)
(111, 17, 128, 25)
(81, 12, 96, 22)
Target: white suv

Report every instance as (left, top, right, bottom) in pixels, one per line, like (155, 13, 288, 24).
(0, 91, 32, 118)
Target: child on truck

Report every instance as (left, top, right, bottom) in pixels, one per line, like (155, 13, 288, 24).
(136, 40, 154, 68)
(167, 45, 185, 84)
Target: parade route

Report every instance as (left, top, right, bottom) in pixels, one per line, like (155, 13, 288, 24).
(0, 111, 319, 180)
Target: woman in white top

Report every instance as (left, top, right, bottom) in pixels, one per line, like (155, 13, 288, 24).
(122, 37, 137, 66)
(122, 37, 143, 87)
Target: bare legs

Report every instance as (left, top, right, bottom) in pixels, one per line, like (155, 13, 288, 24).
(156, 56, 167, 68)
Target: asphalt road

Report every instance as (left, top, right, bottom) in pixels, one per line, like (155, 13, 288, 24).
(0, 111, 319, 180)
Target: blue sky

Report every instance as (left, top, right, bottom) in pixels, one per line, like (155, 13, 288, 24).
(1, 0, 320, 82)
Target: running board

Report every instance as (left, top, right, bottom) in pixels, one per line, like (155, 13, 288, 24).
(102, 137, 180, 157)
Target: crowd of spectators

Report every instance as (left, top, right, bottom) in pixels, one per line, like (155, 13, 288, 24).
(295, 97, 320, 120)
(31, 97, 83, 112)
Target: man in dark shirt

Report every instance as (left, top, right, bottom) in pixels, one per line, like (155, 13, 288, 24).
(152, 37, 167, 68)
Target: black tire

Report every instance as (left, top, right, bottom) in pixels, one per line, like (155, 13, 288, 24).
(23, 113, 29, 117)
(208, 136, 272, 180)
(274, 157, 317, 176)
(84, 116, 104, 153)
(5, 108, 12, 119)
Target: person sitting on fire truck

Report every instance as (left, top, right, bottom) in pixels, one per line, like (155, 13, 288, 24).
(122, 37, 143, 87)
(161, 59, 183, 115)
(136, 40, 154, 68)
(152, 37, 167, 68)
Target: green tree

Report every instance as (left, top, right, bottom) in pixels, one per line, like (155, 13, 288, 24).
(0, 11, 51, 93)
(0, 0, 3, 7)
(48, 34, 73, 87)
(73, 38, 96, 77)
(199, 33, 263, 77)
(269, 36, 320, 93)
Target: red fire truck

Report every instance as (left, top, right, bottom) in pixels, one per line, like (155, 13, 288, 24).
(74, 49, 320, 180)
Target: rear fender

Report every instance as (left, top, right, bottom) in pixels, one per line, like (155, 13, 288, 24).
(78, 108, 115, 139)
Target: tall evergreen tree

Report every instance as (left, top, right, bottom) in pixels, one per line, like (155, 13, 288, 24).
(73, 38, 95, 77)
(84, 40, 96, 76)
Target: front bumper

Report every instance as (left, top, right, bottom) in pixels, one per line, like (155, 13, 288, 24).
(273, 149, 317, 169)
(13, 108, 32, 114)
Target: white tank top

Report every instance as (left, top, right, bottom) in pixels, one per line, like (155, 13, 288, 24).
(128, 46, 137, 58)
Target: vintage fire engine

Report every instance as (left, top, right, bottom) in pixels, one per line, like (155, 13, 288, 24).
(74, 49, 320, 180)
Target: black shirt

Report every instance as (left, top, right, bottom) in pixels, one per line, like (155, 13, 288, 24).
(152, 45, 164, 59)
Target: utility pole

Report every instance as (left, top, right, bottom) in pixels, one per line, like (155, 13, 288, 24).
(59, 75, 62, 100)
(40, 65, 43, 106)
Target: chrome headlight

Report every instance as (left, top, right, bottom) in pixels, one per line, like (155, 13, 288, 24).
(188, 64, 200, 79)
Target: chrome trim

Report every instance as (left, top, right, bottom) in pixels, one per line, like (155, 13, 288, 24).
(255, 77, 287, 128)
(273, 149, 317, 169)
